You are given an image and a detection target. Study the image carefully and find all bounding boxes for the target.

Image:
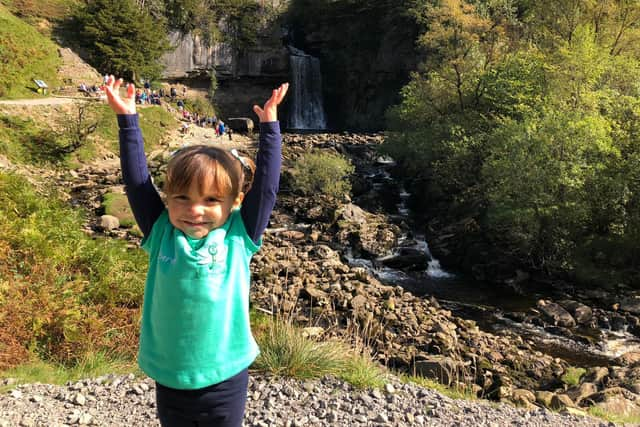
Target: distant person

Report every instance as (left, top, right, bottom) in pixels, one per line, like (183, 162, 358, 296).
(170, 86, 177, 101)
(103, 75, 288, 427)
(177, 99, 184, 111)
(228, 128, 233, 141)
(218, 121, 225, 137)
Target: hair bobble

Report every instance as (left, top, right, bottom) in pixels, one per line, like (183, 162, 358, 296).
(230, 148, 249, 170)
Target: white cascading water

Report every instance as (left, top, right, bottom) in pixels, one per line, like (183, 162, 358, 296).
(287, 46, 327, 130)
(396, 187, 452, 279)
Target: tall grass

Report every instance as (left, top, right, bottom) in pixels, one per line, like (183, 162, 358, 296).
(252, 313, 386, 389)
(0, 171, 146, 369)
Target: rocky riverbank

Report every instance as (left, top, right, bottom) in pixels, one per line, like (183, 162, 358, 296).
(5, 130, 640, 423)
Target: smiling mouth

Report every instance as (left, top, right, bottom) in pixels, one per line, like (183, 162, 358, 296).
(183, 220, 210, 227)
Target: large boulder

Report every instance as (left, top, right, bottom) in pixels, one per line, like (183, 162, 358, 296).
(227, 117, 254, 134)
(333, 203, 400, 258)
(537, 300, 576, 328)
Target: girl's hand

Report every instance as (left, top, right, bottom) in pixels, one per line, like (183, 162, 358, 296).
(102, 75, 136, 115)
(253, 83, 289, 123)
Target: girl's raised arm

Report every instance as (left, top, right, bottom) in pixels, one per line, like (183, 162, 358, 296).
(241, 83, 288, 243)
(104, 76, 165, 237)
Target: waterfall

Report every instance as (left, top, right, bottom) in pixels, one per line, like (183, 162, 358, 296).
(287, 47, 327, 130)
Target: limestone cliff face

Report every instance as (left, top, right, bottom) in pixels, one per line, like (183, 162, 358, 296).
(162, 31, 289, 80)
(161, 28, 290, 119)
(162, 32, 232, 79)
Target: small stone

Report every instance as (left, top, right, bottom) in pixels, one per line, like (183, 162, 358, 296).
(99, 215, 119, 230)
(374, 412, 389, 423)
(78, 414, 92, 425)
(73, 392, 86, 406)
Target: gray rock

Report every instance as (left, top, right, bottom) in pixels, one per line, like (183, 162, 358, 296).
(99, 215, 120, 231)
(537, 300, 576, 328)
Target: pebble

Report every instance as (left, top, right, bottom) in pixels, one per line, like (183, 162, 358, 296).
(0, 373, 614, 426)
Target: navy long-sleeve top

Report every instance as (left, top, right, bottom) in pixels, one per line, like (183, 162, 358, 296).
(117, 114, 281, 243)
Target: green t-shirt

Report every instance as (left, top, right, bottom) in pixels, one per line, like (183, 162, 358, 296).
(139, 209, 260, 389)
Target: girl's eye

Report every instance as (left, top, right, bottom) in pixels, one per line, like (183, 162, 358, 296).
(206, 197, 221, 203)
(173, 195, 189, 201)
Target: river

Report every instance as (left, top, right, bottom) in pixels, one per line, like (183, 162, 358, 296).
(346, 154, 640, 369)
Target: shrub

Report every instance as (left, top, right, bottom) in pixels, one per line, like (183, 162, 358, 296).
(289, 150, 354, 199)
(0, 172, 146, 368)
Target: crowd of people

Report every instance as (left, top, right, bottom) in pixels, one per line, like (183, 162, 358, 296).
(77, 82, 102, 96)
(82, 77, 233, 140)
(174, 94, 232, 140)
(135, 88, 162, 105)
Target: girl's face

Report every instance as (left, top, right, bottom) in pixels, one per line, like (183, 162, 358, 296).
(167, 179, 243, 239)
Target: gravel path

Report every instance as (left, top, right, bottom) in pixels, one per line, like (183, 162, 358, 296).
(0, 374, 614, 427)
(0, 97, 84, 106)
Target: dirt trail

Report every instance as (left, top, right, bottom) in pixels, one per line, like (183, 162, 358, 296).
(0, 97, 90, 105)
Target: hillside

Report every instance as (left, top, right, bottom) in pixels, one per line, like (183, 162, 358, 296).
(0, 5, 63, 98)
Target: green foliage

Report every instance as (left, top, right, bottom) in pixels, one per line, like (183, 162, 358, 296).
(103, 192, 136, 228)
(0, 5, 61, 98)
(164, 0, 265, 50)
(1, 0, 80, 22)
(339, 353, 386, 389)
(289, 150, 354, 199)
(385, 0, 640, 277)
(42, 102, 100, 161)
(94, 103, 177, 155)
(561, 366, 586, 387)
(184, 96, 215, 118)
(70, 0, 171, 81)
(0, 172, 146, 367)
(0, 352, 137, 390)
(588, 405, 640, 425)
(0, 114, 57, 163)
(208, 70, 218, 100)
(403, 374, 477, 400)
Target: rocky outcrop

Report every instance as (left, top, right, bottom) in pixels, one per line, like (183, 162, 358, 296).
(162, 31, 289, 80)
(161, 22, 290, 119)
(162, 32, 233, 79)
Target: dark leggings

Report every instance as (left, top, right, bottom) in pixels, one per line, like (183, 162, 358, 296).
(155, 369, 249, 427)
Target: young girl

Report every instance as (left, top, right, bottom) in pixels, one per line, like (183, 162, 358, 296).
(103, 76, 288, 427)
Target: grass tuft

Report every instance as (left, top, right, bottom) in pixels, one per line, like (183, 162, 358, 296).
(0, 351, 137, 392)
(253, 321, 349, 379)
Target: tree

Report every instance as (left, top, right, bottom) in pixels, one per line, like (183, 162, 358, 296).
(73, 0, 171, 82)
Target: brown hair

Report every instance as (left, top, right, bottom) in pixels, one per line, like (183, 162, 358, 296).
(164, 145, 255, 198)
